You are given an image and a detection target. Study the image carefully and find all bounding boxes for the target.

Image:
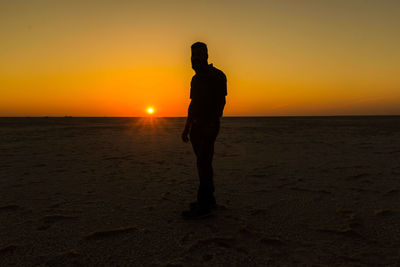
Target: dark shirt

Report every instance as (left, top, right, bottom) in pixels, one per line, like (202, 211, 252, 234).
(188, 64, 227, 122)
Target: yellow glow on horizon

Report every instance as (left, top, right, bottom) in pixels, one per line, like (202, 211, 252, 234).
(147, 107, 154, 115)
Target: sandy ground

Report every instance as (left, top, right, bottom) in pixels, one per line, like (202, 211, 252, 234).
(0, 116, 399, 266)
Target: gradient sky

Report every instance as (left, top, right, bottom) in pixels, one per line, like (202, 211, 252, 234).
(1, 0, 399, 116)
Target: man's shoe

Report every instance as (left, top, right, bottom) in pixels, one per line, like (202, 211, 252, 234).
(189, 201, 217, 210)
(181, 207, 212, 219)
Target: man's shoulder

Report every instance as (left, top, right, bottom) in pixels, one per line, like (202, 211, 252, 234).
(210, 65, 227, 96)
(209, 64, 226, 81)
(210, 64, 226, 76)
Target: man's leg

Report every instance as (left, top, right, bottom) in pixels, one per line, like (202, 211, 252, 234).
(182, 120, 219, 218)
(193, 121, 219, 209)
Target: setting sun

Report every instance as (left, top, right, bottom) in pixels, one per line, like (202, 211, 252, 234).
(147, 107, 154, 114)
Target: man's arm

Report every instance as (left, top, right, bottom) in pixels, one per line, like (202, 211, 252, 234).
(182, 100, 194, 143)
(217, 71, 227, 117)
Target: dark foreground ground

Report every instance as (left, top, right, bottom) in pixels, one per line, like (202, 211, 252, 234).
(0, 116, 399, 266)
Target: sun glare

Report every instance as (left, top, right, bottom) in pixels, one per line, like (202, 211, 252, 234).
(147, 107, 154, 114)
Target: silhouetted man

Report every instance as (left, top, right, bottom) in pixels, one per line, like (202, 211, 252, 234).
(181, 42, 227, 219)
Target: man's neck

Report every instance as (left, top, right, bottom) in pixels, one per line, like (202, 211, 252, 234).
(195, 63, 209, 74)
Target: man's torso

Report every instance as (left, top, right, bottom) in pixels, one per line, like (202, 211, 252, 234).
(190, 64, 227, 121)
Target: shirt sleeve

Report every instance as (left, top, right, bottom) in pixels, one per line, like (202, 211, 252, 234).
(219, 71, 227, 96)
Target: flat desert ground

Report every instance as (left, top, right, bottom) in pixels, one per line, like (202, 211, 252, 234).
(0, 117, 399, 266)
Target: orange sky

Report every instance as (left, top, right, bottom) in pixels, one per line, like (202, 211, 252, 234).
(1, 0, 399, 116)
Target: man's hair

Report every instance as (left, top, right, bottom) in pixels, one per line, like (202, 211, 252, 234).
(191, 42, 208, 55)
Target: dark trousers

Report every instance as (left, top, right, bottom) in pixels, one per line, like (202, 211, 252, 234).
(189, 118, 220, 208)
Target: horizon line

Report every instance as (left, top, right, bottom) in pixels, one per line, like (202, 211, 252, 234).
(1, 114, 399, 118)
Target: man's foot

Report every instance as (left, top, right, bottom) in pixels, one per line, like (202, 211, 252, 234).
(181, 206, 212, 219)
(189, 201, 217, 210)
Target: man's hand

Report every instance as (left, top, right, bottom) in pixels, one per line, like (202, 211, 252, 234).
(181, 129, 189, 143)
(181, 121, 191, 143)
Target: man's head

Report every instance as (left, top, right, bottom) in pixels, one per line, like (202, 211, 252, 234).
(191, 42, 208, 72)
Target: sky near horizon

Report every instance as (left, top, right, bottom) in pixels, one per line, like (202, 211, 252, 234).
(1, 0, 399, 117)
